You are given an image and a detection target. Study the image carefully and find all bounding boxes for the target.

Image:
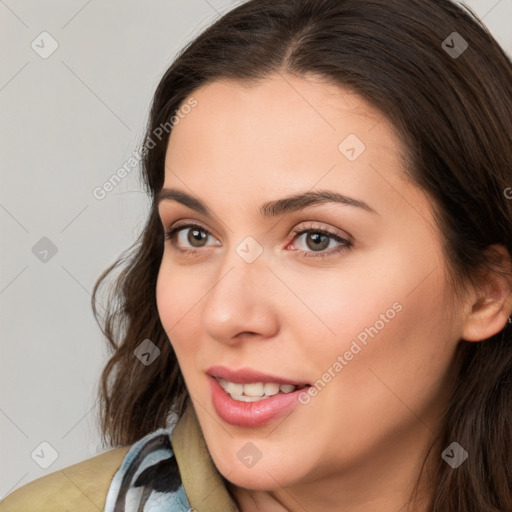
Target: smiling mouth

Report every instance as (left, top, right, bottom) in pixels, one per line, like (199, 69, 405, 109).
(216, 377, 309, 402)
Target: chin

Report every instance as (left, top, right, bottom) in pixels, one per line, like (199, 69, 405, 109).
(211, 449, 305, 491)
(223, 467, 293, 491)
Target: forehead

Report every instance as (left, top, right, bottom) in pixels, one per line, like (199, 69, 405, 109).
(162, 74, 433, 230)
(169, 74, 385, 148)
(166, 74, 398, 175)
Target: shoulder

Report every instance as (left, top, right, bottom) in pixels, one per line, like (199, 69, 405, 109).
(0, 445, 130, 512)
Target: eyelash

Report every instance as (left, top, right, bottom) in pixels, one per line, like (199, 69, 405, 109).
(163, 222, 352, 259)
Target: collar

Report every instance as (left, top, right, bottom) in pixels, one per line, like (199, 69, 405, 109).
(172, 403, 238, 511)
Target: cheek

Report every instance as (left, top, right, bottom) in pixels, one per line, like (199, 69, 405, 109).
(282, 261, 404, 365)
(155, 259, 203, 357)
(289, 248, 452, 390)
(156, 261, 177, 331)
(323, 273, 453, 417)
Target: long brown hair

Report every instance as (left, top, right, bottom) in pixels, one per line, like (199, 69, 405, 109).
(92, 0, 512, 509)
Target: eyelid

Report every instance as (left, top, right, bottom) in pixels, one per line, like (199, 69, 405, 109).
(290, 221, 353, 244)
(164, 220, 219, 241)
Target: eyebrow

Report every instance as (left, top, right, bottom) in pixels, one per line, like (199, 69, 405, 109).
(156, 187, 378, 217)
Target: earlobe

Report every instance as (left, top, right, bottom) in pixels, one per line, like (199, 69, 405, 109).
(461, 244, 512, 342)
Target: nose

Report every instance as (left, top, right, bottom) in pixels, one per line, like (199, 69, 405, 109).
(200, 249, 280, 345)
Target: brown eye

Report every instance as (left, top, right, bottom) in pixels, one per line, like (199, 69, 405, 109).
(185, 227, 209, 248)
(164, 222, 219, 254)
(304, 232, 330, 251)
(289, 226, 352, 259)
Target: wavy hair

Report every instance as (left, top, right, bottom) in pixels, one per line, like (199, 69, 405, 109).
(92, 0, 512, 509)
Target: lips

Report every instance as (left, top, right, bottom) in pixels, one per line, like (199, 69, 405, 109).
(207, 366, 311, 427)
(207, 365, 310, 386)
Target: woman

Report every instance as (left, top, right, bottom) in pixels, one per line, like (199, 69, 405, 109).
(2, 0, 511, 510)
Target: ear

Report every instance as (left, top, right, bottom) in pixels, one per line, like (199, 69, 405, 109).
(461, 244, 512, 342)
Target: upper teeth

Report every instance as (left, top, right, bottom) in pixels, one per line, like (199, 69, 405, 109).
(217, 378, 298, 401)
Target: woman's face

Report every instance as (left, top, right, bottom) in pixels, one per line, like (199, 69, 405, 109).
(156, 74, 463, 496)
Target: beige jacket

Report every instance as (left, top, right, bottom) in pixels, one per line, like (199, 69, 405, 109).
(0, 405, 238, 511)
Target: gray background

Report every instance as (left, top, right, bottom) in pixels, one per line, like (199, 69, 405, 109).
(1, 0, 511, 499)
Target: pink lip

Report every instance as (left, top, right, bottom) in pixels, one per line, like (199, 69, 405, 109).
(207, 365, 310, 386)
(207, 366, 310, 428)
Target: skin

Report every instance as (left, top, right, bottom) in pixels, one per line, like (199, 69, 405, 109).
(155, 73, 512, 512)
